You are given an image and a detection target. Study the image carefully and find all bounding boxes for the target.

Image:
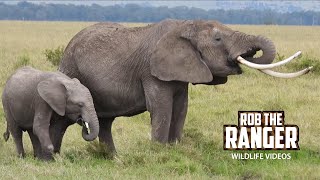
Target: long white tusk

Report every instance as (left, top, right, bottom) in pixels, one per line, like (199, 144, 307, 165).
(237, 51, 302, 70)
(85, 122, 89, 131)
(260, 66, 313, 78)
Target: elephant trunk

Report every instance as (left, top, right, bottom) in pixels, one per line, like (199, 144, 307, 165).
(81, 106, 99, 141)
(230, 32, 276, 65)
(245, 35, 276, 64)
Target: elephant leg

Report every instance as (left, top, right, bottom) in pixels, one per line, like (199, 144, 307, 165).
(5, 112, 25, 157)
(169, 88, 188, 143)
(33, 106, 54, 160)
(98, 119, 116, 155)
(10, 126, 25, 158)
(33, 125, 54, 161)
(27, 130, 42, 158)
(49, 117, 73, 154)
(149, 101, 173, 143)
(144, 81, 174, 143)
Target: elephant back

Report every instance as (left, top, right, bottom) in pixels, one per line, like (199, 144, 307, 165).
(59, 22, 146, 78)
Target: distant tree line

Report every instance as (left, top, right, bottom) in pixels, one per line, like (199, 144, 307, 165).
(0, 1, 319, 25)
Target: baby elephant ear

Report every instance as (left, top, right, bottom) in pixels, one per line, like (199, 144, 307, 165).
(37, 77, 67, 116)
(150, 23, 213, 83)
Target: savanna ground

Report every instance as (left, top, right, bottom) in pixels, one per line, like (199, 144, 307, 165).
(0, 21, 319, 179)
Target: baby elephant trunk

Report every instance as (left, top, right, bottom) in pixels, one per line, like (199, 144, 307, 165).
(81, 107, 99, 141)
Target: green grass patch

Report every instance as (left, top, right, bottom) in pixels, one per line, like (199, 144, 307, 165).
(288, 55, 320, 74)
(276, 52, 320, 75)
(44, 46, 64, 66)
(14, 54, 31, 69)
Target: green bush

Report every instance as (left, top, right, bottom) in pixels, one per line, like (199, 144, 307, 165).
(287, 55, 320, 75)
(275, 53, 320, 75)
(14, 54, 30, 69)
(44, 46, 64, 66)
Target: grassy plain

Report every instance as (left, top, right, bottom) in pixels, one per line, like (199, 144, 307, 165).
(0, 21, 319, 179)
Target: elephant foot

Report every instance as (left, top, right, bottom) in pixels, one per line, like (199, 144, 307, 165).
(53, 149, 61, 154)
(105, 151, 116, 160)
(168, 138, 180, 145)
(38, 145, 54, 161)
(105, 147, 117, 159)
(168, 133, 182, 144)
(18, 152, 26, 159)
(92, 141, 116, 159)
(151, 133, 170, 144)
(38, 152, 54, 161)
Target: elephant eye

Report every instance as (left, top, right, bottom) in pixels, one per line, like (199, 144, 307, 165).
(215, 37, 221, 41)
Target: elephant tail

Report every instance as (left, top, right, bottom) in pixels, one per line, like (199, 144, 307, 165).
(3, 125, 9, 142)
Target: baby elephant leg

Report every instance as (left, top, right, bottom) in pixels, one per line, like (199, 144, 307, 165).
(33, 102, 55, 161)
(49, 117, 73, 154)
(33, 125, 54, 161)
(6, 116, 25, 158)
(11, 126, 25, 158)
(27, 130, 42, 158)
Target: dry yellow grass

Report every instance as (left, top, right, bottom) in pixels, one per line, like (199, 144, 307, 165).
(230, 25, 320, 57)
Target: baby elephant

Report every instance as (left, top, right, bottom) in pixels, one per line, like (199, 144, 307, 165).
(2, 66, 99, 160)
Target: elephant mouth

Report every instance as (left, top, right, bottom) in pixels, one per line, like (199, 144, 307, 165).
(239, 48, 260, 59)
(76, 116, 83, 125)
(231, 47, 260, 63)
(225, 48, 260, 74)
(192, 76, 227, 85)
(76, 116, 90, 134)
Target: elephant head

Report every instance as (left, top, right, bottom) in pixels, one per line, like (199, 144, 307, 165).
(150, 20, 311, 84)
(37, 76, 99, 141)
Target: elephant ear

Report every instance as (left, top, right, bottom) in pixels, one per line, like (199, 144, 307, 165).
(37, 77, 67, 116)
(150, 22, 213, 83)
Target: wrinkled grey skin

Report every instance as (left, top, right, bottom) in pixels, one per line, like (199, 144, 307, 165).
(2, 67, 99, 160)
(59, 19, 276, 154)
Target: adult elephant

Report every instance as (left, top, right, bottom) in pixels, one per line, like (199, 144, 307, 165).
(58, 19, 310, 153)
